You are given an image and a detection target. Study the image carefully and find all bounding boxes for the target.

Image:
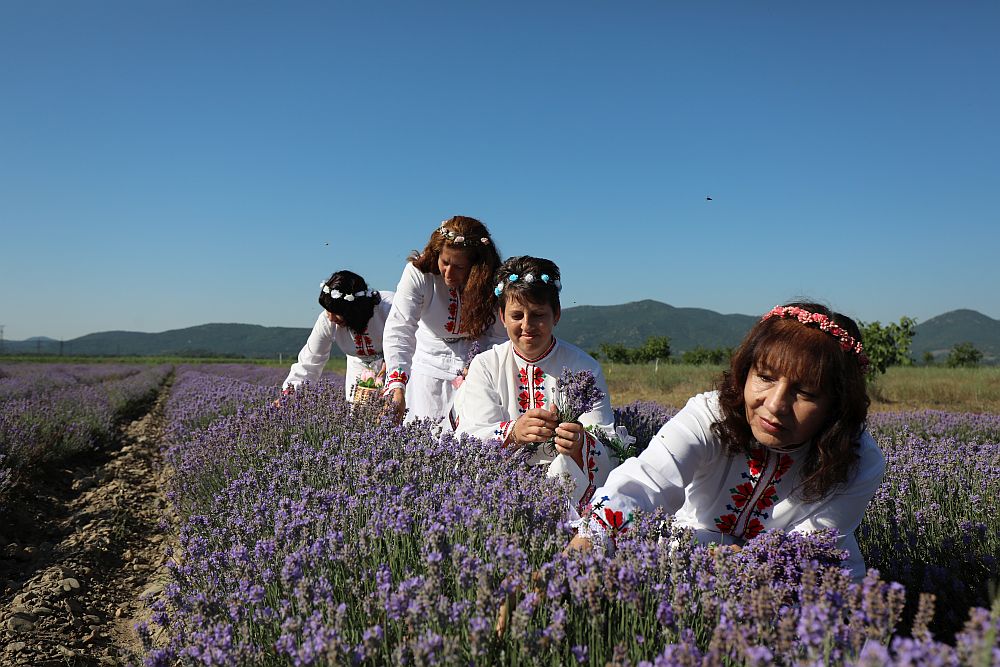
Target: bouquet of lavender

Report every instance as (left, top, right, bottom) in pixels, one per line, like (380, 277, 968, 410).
(526, 367, 605, 456)
(553, 367, 604, 424)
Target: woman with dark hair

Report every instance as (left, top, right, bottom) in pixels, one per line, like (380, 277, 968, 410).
(453, 256, 617, 507)
(279, 270, 393, 403)
(382, 216, 505, 422)
(569, 302, 885, 580)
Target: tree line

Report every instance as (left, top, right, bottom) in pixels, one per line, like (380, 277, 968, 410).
(593, 321, 987, 371)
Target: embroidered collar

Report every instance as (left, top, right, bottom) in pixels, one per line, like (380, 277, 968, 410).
(513, 337, 558, 364)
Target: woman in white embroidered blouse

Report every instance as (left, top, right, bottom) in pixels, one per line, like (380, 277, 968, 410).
(279, 270, 393, 403)
(382, 216, 505, 423)
(569, 302, 886, 581)
(453, 256, 617, 508)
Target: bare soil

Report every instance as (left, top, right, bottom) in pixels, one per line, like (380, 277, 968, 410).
(0, 388, 175, 666)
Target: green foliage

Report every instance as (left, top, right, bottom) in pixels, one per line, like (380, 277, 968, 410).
(922, 351, 935, 365)
(632, 335, 672, 363)
(598, 342, 633, 364)
(859, 317, 917, 375)
(598, 336, 671, 364)
(681, 346, 732, 365)
(947, 342, 983, 368)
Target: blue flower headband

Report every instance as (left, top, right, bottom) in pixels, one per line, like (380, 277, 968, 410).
(494, 272, 562, 297)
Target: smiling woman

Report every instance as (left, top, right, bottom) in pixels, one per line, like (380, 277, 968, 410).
(452, 256, 617, 508)
(381, 216, 505, 423)
(569, 302, 885, 580)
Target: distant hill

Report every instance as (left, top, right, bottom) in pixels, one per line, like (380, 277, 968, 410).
(2, 324, 314, 358)
(2, 304, 997, 364)
(556, 300, 757, 354)
(912, 309, 1000, 363)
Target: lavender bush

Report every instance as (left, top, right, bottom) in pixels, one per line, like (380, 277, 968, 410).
(146, 368, 1000, 665)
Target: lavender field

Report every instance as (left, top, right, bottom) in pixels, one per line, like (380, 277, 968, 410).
(125, 364, 1000, 666)
(0, 363, 171, 504)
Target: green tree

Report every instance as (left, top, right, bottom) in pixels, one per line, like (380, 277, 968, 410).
(946, 342, 982, 368)
(633, 336, 671, 363)
(922, 351, 935, 365)
(599, 342, 633, 364)
(681, 346, 732, 365)
(859, 317, 916, 375)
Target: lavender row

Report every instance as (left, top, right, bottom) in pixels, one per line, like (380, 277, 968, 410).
(161, 364, 340, 446)
(0, 363, 172, 503)
(861, 413, 1000, 640)
(0, 362, 152, 400)
(149, 369, 1000, 665)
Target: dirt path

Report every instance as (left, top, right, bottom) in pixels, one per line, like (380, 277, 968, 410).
(0, 387, 175, 666)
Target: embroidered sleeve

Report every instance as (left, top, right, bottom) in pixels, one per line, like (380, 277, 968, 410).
(495, 420, 516, 445)
(577, 495, 633, 551)
(282, 312, 337, 390)
(382, 264, 426, 391)
(382, 368, 409, 396)
(587, 393, 721, 540)
(453, 353, 514, 443)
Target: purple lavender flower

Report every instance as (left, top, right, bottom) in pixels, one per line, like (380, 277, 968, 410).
(553, 367, 605, 424)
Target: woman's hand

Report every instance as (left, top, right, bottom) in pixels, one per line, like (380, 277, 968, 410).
(565, 534, 593, 554)
(509, 408, 559, 448)
(387, 388, 406, 424)
(554, 421, 585, 470)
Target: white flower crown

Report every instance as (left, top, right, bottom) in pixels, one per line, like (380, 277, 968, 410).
(437, 222, 491, 247)
(320, 283, 374, 302)
(494, 272, 561, 297)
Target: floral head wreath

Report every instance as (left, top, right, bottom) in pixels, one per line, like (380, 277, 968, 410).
(761, 305, 870, 373)
(494, 272, 562, 297)
(320, 282, 374, 303)
(437, 221, 491, 247)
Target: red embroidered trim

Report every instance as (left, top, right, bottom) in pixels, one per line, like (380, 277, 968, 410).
(386, 369, 409, 386)
(444, 288, 461, 334)
(512, 337, 556, 363)
(715, 447, 795, 540)
(353, 328, 377, 356)
(516, 364, 547, 413)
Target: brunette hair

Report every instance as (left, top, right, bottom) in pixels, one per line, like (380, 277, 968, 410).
(408, 215, 502, 338)
(317, 270, 382, 335)
(494, 256, 561, 315)
(711, 301, 870, 501)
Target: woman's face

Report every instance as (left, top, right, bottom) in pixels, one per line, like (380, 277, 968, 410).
(437, 246, 473, 289)
(743, 364, 831, 449)
(501, 296, 559, 360)
(325, 310, 347, 327)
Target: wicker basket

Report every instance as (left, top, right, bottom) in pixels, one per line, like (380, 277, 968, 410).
(352, 385, 379, 404)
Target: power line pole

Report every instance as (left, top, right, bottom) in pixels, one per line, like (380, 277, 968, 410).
(0, 324, 5, 354)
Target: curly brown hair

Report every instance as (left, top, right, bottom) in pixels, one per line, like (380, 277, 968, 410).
(711, 302, 870, 501)
(408, 216, 502, 339)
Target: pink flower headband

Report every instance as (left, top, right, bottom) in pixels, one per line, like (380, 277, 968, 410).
(761, 305, 870, 373)
(437, 221, 491, 247)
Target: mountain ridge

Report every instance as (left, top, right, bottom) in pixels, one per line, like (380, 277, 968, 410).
(3, 303, 997, 363)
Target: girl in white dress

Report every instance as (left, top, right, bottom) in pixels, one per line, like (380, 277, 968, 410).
(569, 302, 885, 580)
(280, 270, 393, 403)
(453, 256, 616, 509)
(382, 216, 505, 422)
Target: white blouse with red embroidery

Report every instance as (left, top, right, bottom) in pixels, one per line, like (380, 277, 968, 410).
(282, 291, 394, 397)
(452, 337, 617, 508)
(587, 391, 885, 580)
(382, 262, 505, 399)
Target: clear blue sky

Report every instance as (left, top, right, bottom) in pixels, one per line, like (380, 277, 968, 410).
(2, 1, 998, 341)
